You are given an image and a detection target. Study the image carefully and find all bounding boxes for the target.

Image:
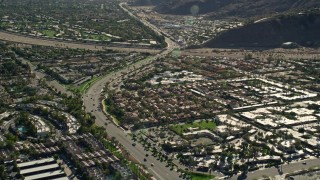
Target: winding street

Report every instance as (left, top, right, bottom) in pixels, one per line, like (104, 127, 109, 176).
(82, 43, 181, 180)
(0, 1, 181, 178)
(82, 3, 182, 180)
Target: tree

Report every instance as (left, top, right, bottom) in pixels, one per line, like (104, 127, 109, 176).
(298, 128, 305, 134)
(244, 53, 253, 60)
(0, 165, 7, 179)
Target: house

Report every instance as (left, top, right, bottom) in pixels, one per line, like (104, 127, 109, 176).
(278, 139, 296, 153)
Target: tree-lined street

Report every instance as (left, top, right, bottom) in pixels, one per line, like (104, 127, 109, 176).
(82, 3, 182, 180)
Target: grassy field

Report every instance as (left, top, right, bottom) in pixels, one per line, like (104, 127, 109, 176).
(0, 22, 9, 28)
(41, 29, 56, 37)
(170, 120, 216, 135)
(128, 162, 147, 180)
(78, 76, 103, 94)
(103, 99, 121, 126)
(68, 76, 103, 94)
(83, 33, 111, 41)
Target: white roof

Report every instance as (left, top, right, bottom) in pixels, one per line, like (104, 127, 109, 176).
(20, 164, 59, 175)
(18, 158, 55, 168)
(24, 170, 65, 180)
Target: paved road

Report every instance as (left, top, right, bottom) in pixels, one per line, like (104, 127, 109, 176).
(82, 48, 180, 180)
(82, 3, 181, 180)
(6, 2, 179, 179)
(83, 70, 181, 180)
(120, 4, 161, 36)
(230, 158, 320, 180)
(0, 31, 162, 54)
(19, 58, 73, 97)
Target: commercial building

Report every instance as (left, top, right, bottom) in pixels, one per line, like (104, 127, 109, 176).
(17, 157, 68, 180)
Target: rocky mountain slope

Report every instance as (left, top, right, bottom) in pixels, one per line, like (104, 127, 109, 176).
(135, 0, 320, 18)
(131, 0, 164, 6)
(203, 11, 320, 48)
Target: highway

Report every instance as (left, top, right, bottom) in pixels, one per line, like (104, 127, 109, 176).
(7, 2, 319, 179)
(82, 52, 182, 180)
(0, 31, 162, 54)
(85, 4, 320, 180)
(3, 1, 180, 179)
(82, 3, 182, 180)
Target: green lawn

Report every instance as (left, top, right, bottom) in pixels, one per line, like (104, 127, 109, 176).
(41, 29, 56, 37)
(103, 99, 121, 126)
(0, 22, 10, 28)
(83, 33, 111, 41)
(128, 163, 147, 180)
(79, 76, 102, 94)
(170, 120, 216, 135)
(189, 173, 214, 180)
(68, 76, 103, 94)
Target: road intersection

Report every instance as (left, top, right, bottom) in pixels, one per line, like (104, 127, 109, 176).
(82, 50, 182, 179)
(82, 3, 182, 180)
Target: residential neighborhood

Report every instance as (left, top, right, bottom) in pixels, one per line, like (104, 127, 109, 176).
(105, 51, 320, 179)
(0, 0, 320, 180)
(0, 41, 148, 179)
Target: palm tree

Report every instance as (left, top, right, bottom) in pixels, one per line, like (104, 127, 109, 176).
(124, 149, 130, 159)
(227, 154, 234, 172)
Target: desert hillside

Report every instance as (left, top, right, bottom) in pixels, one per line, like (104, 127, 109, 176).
(134, 0, 320, 18)
(204, 11, 320, 48)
